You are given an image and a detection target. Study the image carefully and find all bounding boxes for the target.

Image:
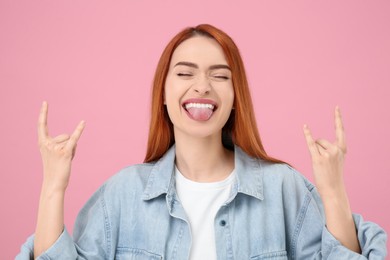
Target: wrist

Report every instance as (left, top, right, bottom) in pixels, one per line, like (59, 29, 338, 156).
(40, 181, 67, 198)
(316, 179, 346, 199)
(319, 186, 353, 216)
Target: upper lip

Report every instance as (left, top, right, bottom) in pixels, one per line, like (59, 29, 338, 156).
(182, 98, 218, 110)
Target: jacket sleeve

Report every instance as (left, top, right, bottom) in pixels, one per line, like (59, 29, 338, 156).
(15, 184, 110, 260)
(16, 228, 78, 260)
(293, 180, 387, 259)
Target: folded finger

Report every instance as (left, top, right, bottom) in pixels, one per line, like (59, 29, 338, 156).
(316, 142, 328, 156)
(52, 134, 70, 143)
(315, 139, 333, 150)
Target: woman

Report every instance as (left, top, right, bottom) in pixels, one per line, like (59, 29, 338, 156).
(18, 24, 386, 259)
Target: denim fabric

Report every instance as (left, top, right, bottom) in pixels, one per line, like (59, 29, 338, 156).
(17, 145, 387, 259)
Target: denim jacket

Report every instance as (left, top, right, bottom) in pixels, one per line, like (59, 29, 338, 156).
(17, 145, 387, 259)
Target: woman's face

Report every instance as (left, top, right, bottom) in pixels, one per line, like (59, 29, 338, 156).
(164, 36, 234, 140)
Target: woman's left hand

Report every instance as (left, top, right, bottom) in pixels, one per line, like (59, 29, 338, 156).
(303, 106, 347, 197)
(303, 107, 361, 253)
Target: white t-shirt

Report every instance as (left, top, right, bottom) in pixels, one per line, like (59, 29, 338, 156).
(175, 166, 235, 260)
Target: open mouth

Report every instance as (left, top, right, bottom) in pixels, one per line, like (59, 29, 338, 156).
(182, 100, 218, 121)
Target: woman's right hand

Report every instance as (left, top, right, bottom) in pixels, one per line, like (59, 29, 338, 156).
(34, 102, 85, 257)
(38, 101, 85, 193)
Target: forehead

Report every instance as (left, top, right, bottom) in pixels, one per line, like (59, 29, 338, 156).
(170, 36, 228, 67)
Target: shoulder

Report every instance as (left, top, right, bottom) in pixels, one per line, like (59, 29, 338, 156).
(256, 160, 323, 212)
(234, 147, 316, 200)
(257, 160, 326, 225)
(235, 146, 313, 193)
(110, 162, 156, 182)
(258, 160, 314, 192)
(100, 162, 157, 199)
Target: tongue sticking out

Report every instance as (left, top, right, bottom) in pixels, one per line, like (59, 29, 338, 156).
(186, 107, 213, 121)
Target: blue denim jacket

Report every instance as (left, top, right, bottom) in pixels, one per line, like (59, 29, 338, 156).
(17, 145, 387, 259)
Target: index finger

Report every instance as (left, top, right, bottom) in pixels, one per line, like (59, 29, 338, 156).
(335, 106, 347, 153)
(38, 101, 49, 140)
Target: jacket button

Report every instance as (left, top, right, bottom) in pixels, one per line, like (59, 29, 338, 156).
(220, 220, 226, 226)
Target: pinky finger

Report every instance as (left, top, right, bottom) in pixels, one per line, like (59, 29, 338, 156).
(303, 124, 319, 157)
(65, 120, 86, 150)
(335, 106, 347, 153)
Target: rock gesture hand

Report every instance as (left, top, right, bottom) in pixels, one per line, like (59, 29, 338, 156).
(303, 107, 361, 252)
(303, 106, 347, 197)
(38, 101, 85, 192)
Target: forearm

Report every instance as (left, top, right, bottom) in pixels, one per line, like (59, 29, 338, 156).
(34, 184, 65, 258)
(32, 102, 85, 258)
(321, 187, 361, 253)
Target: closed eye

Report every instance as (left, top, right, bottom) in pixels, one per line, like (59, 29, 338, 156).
(214, 76, 229, 79)
(212, 75, 230, 80)
(177, 73, 193, 77)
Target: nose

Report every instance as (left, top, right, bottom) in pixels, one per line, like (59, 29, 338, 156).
(192, 76, 211, 95)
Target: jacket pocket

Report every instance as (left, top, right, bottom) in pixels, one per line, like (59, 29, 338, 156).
(116, 248, 163, 260)
(251, 250, 288, 259)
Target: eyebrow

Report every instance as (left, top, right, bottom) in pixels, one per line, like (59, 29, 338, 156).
(174, 61, 231, 71)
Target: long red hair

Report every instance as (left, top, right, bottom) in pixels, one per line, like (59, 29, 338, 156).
(144, 24, 284, 164)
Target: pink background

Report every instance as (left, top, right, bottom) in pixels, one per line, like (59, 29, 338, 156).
(1, 0, 389, 258)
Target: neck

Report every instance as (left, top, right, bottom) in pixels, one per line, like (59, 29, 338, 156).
(174, 132, 234, 182)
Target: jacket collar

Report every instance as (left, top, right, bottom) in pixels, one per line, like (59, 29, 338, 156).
(142, 145, 264, 201)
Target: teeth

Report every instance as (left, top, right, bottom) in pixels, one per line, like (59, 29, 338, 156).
(185, 103, 215, 110)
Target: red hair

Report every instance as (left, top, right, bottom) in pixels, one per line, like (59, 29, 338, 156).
(144, 24, 284, 164)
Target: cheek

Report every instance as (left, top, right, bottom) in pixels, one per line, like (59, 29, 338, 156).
(164, 77, 174, 103)
(225, 84, 235, 106)
(164, 76, 188, 103)
(164, 85, 176, 105)
(164, 80, 181, 113)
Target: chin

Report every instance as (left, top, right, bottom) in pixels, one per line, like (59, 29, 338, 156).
(175, 125, 223, 141)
